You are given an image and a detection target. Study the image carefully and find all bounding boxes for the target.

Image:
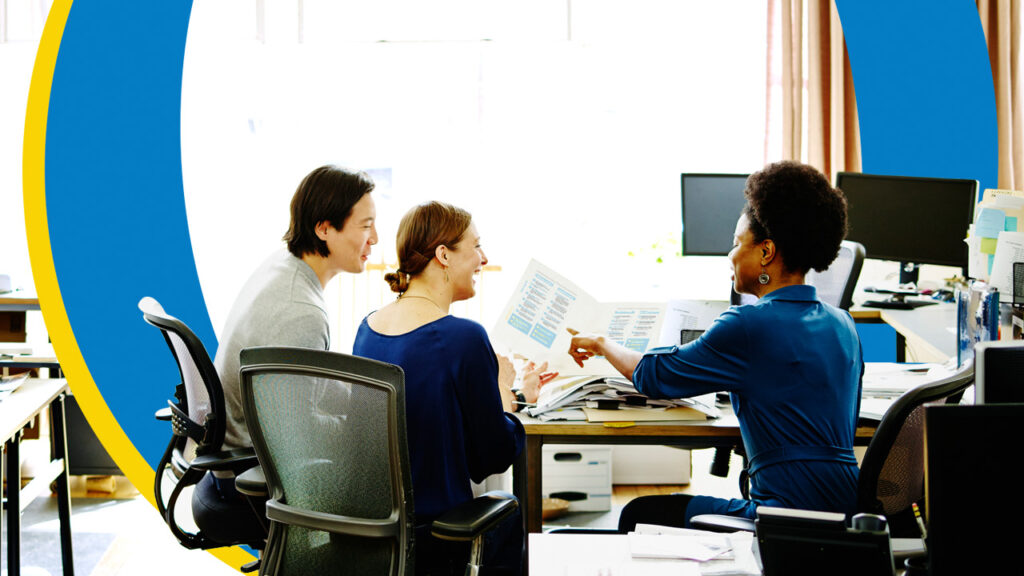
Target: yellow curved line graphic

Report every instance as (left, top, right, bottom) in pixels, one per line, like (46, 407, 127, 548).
(22, 2, 254, 570)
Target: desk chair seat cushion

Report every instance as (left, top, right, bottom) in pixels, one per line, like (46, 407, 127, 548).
(191, 472, 266, 545)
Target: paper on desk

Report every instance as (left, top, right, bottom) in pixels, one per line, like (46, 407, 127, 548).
(0, 372, 29, 401)
(628, 534, 724, 561)
(861, 362, 949, 397)
(989, 231, 1024, 302)
(631, 525, 760, 576)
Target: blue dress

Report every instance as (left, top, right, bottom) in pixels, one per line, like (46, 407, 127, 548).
(632, 284, 863, 523)
(353, 315, 524, 520)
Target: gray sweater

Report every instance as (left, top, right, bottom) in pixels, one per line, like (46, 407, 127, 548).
(215, 249, 328, 450)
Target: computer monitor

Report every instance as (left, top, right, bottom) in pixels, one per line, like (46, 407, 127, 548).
(835, 172, 978, 287)
(975, 341, 1024, 403)
(681, 173, 749, 256)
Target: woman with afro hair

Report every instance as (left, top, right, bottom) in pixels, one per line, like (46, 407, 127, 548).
(569, 161, 863, 530)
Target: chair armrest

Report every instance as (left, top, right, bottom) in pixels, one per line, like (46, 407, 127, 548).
(235, 465, 268, 498)
(155, 407, 172, 421)
(690, 514, 756, 533)
(430, 491, 519, 541)
(191, 448, 259, 473)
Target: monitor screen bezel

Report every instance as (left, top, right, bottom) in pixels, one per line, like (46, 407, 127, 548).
(680, 172, 750, 257)
(835, 171, 978, 272)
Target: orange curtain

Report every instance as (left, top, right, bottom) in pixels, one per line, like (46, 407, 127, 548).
(767, 0, 860, 181)
(977, 0, 1023, 191)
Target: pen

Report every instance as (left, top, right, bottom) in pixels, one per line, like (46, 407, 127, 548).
(912, 502, 928, 544)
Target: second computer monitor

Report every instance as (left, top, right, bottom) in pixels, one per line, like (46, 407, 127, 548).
(681, 173, 750, 256)
(835, 172, 978, 282)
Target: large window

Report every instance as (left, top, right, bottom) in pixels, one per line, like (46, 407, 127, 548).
(181, 1, 769, 347)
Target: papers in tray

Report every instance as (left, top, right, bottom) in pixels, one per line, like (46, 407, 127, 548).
(861, 362, 952, 398)
(525, 374, 719, 422)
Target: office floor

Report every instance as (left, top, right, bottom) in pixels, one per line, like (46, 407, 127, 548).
(1, 477, 238, 576)
(4, 448, 742, 575)
(543, 447, 745, 531)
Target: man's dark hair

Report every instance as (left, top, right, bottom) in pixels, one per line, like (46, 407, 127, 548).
(283, 165, 375, 258)
(743, 160, 848, 274)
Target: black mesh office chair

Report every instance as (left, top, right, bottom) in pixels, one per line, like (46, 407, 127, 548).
(692, 361, 975, 536)
(140, 297, 266, 562)
(239, 346, 519, 576)
(806, 241, 866, 310)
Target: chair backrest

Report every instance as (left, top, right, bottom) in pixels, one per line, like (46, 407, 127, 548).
(806, 240, 865, 310)
(139, 296, 225, 461)
(239, 346, 415, 576)
(730, 241, 865, 309)
(856, 361, 974, 536)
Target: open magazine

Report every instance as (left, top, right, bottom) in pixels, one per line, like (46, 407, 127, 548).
(491, 259, 726, 421)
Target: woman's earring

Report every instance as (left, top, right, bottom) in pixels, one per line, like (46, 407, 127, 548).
(444, 267, 450, 283)
(758, 266, 770, 285)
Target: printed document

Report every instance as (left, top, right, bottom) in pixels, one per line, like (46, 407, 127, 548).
(492, 259, 727, 376)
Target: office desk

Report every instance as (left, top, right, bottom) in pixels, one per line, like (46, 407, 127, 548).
(1, 294, 60, 378)
(0, 293, 40, 313)
(512, 414, 878, 534)
(513, 303, 956, 535)
(527, 532, 924, 575)
(1, 378, 74, 576)
(851, 302, 956, 363)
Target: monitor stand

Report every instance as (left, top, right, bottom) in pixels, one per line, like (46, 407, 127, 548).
(899, 262, 921, 286)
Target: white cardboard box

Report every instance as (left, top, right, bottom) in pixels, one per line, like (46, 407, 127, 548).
(541, 446, 612, 512)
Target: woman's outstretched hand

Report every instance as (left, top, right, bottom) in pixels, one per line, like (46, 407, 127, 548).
(567, 327, 604, 368)
(518, 360, 558, 404)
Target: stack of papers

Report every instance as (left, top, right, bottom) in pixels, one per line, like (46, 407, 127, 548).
(629, 524, 760, 575)
(965, 188, 1024, 300)
(859, 362, 956, 421)
(861, 362, 951, 398)
(526, 374, 719, 422)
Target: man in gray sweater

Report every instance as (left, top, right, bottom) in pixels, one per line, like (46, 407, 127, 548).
(193, 166, 377, 538)
(216, 165, 378, 451)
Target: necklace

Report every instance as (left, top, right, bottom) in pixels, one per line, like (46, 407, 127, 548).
(399, 294, 445, 313)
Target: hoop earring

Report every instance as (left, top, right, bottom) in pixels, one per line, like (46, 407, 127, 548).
(758, 267, 770, 285)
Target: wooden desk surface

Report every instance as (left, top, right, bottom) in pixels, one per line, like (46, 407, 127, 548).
(0, 292, 40, 312)
(519, 412, 877, 441)
(1, 378, 68, 441)
(851, 302, 957, 363)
